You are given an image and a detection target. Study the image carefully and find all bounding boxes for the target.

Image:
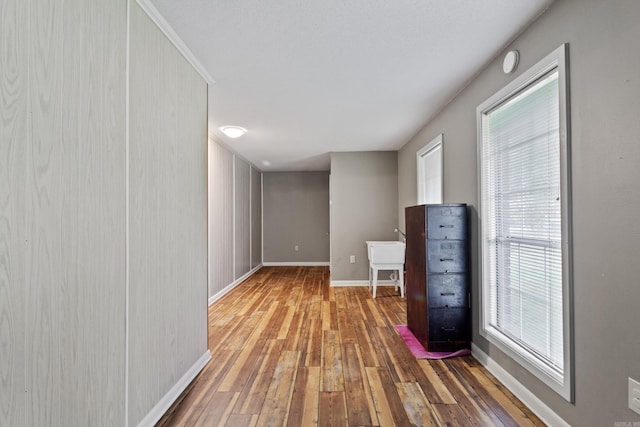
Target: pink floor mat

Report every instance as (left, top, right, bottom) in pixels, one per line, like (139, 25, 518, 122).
(394, 325, 471, 359)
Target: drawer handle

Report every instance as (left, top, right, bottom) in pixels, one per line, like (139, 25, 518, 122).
(441, 327, 456, 332)
(440, 292, 455, 296)
(440, 258, 454, 262)
(439, 224, 454, 228)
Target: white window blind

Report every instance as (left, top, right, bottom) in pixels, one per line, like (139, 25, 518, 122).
(478, 45, 571, 400)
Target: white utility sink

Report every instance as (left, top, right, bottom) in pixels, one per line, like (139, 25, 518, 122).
(366, 241, 406, 264)
(366, 241, 406, 298)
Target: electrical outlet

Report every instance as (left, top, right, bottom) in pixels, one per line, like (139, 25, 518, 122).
(629, 377, 640, 416)
(350, 255, 356, 264)
(294, 245, 299, 251)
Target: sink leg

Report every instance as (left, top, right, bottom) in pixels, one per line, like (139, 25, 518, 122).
(372, 268, 378, 299)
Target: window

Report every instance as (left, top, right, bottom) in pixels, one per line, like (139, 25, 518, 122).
(417, 134, 443, 204)
(477, 45, 572, 401)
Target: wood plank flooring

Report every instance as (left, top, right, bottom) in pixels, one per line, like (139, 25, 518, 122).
(157, 267, 545, 426)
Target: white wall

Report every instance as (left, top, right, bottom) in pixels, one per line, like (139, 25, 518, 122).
(397, 0, 640, 424)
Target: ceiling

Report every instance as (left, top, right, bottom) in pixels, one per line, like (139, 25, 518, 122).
(148, 0, 553, 171)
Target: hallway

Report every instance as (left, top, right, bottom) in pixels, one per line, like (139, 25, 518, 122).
(158, 267, 543, 426)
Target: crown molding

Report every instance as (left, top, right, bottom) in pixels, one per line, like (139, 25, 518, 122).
(136, 0, 215, 85)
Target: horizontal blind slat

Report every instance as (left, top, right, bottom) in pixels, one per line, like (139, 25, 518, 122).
(481, 69, 564, 371)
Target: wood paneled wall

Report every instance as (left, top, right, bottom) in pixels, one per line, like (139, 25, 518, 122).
(208, 140, 262, 302)
(1, 0, 127, 425)
(1, 0, 208, 425)
(234, 158, 251, 278)
(1, 0, 28, 423)
(251, 166, 262, 269)
(208, 141, 235, 298)
(128, 2, 208, 425)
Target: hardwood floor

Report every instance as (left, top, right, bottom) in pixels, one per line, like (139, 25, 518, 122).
(157, 266, 544, 426)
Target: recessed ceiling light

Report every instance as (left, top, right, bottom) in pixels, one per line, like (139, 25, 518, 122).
(219, 126, 247, 138)
(262, 160, 271, 167)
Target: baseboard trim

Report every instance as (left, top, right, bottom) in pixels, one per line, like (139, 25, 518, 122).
(137, 350, 211, 427)
(331, 280, 369, 287)
(471, 343, 569, 427)
(330, 280, 396, 287)
(208, 265, 262, 306)
(262, 262, 330, 267)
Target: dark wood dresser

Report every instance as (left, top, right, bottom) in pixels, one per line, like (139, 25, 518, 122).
(405, 204, 470, 352)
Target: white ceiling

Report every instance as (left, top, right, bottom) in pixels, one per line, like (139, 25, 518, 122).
(149, 0, 553, 171)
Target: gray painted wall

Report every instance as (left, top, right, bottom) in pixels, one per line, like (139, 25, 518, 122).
(263, 172, 330, 263)
(129, 2, 208, 425)
(397, 0, 640, 424)
(330, 152, 399, 282)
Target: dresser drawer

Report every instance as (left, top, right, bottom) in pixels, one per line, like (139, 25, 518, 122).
(427, 274, 468, 308)
(427, 240, 467, 273)
(427, 206, 467, 240)
(428, 307, 470, 342)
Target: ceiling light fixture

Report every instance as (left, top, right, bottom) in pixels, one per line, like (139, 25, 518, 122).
(220, 126, 247, 138)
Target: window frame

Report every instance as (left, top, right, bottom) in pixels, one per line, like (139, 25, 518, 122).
(416, 134, 444, 205)
(476, 44, 573, 401)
